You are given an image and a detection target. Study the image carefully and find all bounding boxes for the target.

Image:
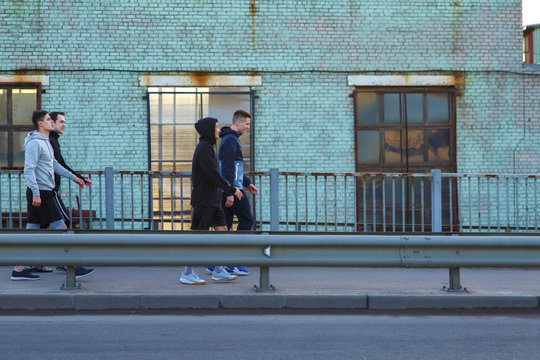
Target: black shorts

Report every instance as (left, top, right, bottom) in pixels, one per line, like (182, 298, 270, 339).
(26, 188, 65, 226)
(191, 206, 227, 230)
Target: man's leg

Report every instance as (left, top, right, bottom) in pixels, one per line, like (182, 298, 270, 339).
(233, 191, 254, 231)
(11, 223, 42, 280)
(180, 206, 209, 285)
(222, 194, 235, 230)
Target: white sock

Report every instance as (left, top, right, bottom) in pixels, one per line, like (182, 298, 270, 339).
(183, 266, 193, 275)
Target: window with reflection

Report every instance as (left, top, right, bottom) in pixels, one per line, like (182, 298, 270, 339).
(354, 88, 456, 231)
(0, 85, 40, 169)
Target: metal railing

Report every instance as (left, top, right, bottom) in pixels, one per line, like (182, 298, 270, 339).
(1, 168, 539, 233)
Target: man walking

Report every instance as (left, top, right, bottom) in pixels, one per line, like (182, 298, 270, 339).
(47, 111, 94, 278)
(11, 111, 85, 280)
(180, 117, 243, 285)
(215, 110, 257, 276)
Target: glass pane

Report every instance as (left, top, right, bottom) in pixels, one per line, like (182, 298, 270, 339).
(175, 93, 197, 124)
(159, 125, 175, 160)
(149, 94, 160, 125)
(13, 131, 27, 167)
(407, 129, 424, 164)
(150, 124, 162, 161)
(205, 93, 250, 124)
(0, 89, 7, 125)
(357, 130, 379, 164)
(384, 129, 404, 164)
(239, 131, 251, 159)
(427, 93, 450, 124)
(406, 93, 423, 124)
(428, 128, 450, 162)
(12, 89, 37, 125)
(0, 132, 7, 167)
(356, 93, 379, 125)
(383, 94, 402, 124)
(175, 126, 197, 161)
(160, 94, 175, 124)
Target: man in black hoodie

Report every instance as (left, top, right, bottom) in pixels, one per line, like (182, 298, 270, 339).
(180, 117, 243, 285)
(42, 111, 94, 279)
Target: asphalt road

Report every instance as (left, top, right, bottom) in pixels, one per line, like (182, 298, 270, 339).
(1, 314, 539, 359)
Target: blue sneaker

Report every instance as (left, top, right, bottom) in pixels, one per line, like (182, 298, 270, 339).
(225, 266, 249, 276)
(206, 266, 215, 274)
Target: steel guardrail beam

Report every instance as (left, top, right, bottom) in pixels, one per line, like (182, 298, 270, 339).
(1, 232, 540, 268)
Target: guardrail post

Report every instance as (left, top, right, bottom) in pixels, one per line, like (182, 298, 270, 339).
(105, 167, 115, 230)
(61, 266, 80, 290)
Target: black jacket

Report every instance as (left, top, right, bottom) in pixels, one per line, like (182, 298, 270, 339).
(49, 131, 84, 192)
(191, 117, 236, 207)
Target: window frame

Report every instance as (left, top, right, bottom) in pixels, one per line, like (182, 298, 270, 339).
(353, 86, 457, 173)
(0, 83, 41, 169)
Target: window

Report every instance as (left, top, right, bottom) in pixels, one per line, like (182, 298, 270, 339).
(0, 85, 40, 169)
(354, 88, 456, 231)
(147, 87, 254, 229)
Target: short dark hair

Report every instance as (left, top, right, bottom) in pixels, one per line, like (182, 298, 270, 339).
(49, 111, 65, 121)
(232, 110, 252, 124)
(32, 110, 48, 129)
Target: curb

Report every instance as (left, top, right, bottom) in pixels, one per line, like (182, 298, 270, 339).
(0, 294, 538, 311)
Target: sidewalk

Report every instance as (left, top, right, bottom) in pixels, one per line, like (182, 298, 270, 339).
(1, 266, 539, 311)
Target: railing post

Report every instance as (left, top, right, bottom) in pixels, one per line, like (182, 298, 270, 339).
(255, 168, 279, 292)
(433, 169, 465, 292)
(431, 169, 442, 232)
(105, 167, 115, 230)
(269, 168, 279, 231)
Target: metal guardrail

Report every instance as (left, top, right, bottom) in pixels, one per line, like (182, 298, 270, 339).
(2, 168, 540, 233)
(1, 231, 540, 291)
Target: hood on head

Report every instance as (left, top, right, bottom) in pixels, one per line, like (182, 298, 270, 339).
(195, 117, 218, 144)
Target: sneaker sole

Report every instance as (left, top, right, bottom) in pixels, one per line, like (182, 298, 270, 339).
(211, 277, 238, 282)
(11, 277, 40, 281)
(75, 270, 95, 279)
(180, 280, 207, 285)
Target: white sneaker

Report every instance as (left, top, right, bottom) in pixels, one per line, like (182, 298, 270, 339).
(180, 271, 206, 285)
(211, 267, 238, 282)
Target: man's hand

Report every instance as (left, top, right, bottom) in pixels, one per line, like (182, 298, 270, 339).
(84, 178, 93, 186)
(73, 177, 85, 189)
(32, 195, 41, 207)
(234, 187, 244, 201)
(246, 184, 258, 194)
(225, 195, 234, 208)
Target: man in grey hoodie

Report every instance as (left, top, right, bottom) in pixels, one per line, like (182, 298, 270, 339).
(11, 110, 85, 281)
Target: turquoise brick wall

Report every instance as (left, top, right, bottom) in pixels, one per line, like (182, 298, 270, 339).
(41, 71, 148, 171)
(0, 0, 523, 72)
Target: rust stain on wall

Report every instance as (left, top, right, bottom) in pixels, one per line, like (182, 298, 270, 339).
(189, 72, 210, 87)
(250, 0, 257, 47)
(453, 72, 466, 97)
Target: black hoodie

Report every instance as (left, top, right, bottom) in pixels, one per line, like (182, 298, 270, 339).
(191, 117, 236, 207)
(49, 131, 84, 192)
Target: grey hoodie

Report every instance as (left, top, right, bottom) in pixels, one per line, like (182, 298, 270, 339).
(24, 131, 76, 196)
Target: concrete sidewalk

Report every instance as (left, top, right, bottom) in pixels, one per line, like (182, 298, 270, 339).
(1, 266, 539, 311)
